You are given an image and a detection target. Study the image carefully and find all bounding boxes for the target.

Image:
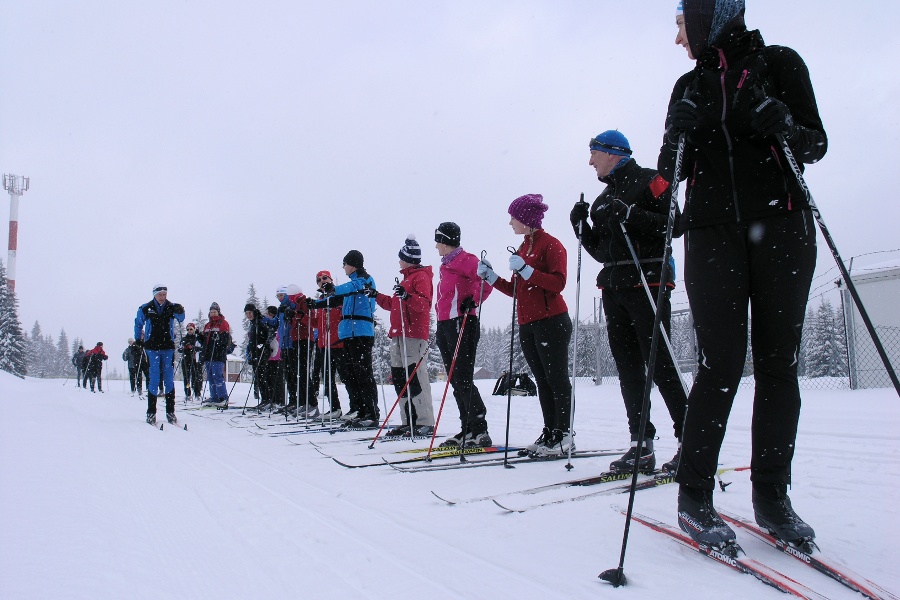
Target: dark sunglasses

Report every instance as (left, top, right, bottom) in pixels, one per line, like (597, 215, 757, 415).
(317, 276, 331, 282)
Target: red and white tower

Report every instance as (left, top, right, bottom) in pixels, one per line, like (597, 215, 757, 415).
(3, 174, 30, 294)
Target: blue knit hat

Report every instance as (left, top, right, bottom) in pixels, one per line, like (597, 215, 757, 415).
(589, 130, 632, 157)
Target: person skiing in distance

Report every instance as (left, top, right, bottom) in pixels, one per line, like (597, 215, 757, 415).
(201, 302, 233, 408)
(307, 270, 348, 419)
(478, 195, 573, 457)
(323, 250, 380, 428)
(178, 322, 204, 399)
(123, 338, 148, 395)
(571, 130, 688, 474)
(134, 284, 186, 425)
(84, 342, 108, 392)
(661, 0, 826, 549)
(72, 345, 85, 388)
(434, 222, 493, 448)
(370, 235, 436, 437)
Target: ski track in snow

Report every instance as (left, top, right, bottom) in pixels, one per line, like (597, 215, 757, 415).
(1, 372, 898, 599)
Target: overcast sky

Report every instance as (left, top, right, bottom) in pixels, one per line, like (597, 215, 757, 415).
(2, 1, 899, 357)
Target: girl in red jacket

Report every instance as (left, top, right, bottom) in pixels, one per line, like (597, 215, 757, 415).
(372, 235, 436, 436)
(478, 194, 572, 457)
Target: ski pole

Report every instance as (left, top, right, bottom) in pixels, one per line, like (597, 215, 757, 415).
(600, 85, 693, 589)
(426, 311, 471, 460)
(566, 196, 585, 471)
(619, 222, 690, 398)
(397, 277, 415, 441)
(501, 245, 520, 469)
(774, 136, 899, 396)
(459, 251, 489, 463)
(226, 360, 247, 403)
(241, 343, 266, 415)
(199, 336, 217, 402)
(321, 297, 333, 426)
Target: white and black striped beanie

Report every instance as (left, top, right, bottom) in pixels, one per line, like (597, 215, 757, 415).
(398, 234, 421, 264)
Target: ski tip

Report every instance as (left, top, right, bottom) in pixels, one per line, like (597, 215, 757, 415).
(492, 499, 522, 513)
(431, 490, 455, 505)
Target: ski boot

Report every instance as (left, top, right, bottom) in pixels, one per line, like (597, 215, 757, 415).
(752, 483, 816, 552)
(610, 439, 656, 474)
(677, 485, 738, 554)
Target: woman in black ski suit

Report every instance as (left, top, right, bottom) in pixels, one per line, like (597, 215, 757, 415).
(661, 0, 826, 548)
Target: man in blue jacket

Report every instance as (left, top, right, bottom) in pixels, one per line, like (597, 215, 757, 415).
(134, 284, 185, 426)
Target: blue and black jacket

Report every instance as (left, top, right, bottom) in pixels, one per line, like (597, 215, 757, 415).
(135, 299, 185, 351)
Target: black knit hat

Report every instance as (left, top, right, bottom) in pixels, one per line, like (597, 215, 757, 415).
(209, 302, 221, 312)
(435, 222, 461, 247)
(343, 249, 364, 269)
(243, 303, 257, 313)
(398, 234, 422, 264)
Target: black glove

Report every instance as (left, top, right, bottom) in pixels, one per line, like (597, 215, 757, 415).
(362, 285, 378, 298)
(460, 296, 477, 313)
(393, 284, 408, 300)
(751, 97, 796, 139)
(665, 99, 700, 142)
(570, 201, 589, 227)
(608, 199, 631, 224)
(134, 339, 144, 348)
(304, 297, 316, 309)
(172, 303, 184, 315)
(284, 307, 295, 320)
(321, 281, 335, 294)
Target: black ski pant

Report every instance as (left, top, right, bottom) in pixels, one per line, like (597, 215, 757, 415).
(436, 316, 488, 435)
(181, 357, 202, 397)
(128, 367, 139, 393)
(340, 336, 379, 420)
(147, 390, 176, 415)
(603, 286, 686, 442)
(87, 368, 102, 391)
(281, 347, 298, 405)
(314, 346, 344, 412)
(677, 210, 816, 491)
(261, 360, 284, 406)
(75, 367, 84, 387)
(519, 312, 573, 433)
(128, 359, 149, 393)
(281, 343, 316, 408)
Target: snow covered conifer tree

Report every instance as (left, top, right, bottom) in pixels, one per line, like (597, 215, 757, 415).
(426, 313, 443, 379)
(0, 259, 27, 377)
(805, 299, 849, 378)
(56, 329, 70, 377)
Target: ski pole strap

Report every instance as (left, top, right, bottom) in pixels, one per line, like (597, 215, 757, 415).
(603, 258, 664, 268)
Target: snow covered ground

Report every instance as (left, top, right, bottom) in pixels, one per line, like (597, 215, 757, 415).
(1, 370, 897, 599)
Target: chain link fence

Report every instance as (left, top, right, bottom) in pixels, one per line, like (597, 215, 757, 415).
(591, 308, 900, 392)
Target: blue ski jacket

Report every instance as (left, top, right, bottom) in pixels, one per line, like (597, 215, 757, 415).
(333, 271, 377, 339)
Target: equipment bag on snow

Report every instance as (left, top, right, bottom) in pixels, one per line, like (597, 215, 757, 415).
(492, 372, 537, 396)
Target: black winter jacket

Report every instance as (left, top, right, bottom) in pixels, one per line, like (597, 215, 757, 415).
(658, 29, 827, 231)
(576, 158, 677, 290)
